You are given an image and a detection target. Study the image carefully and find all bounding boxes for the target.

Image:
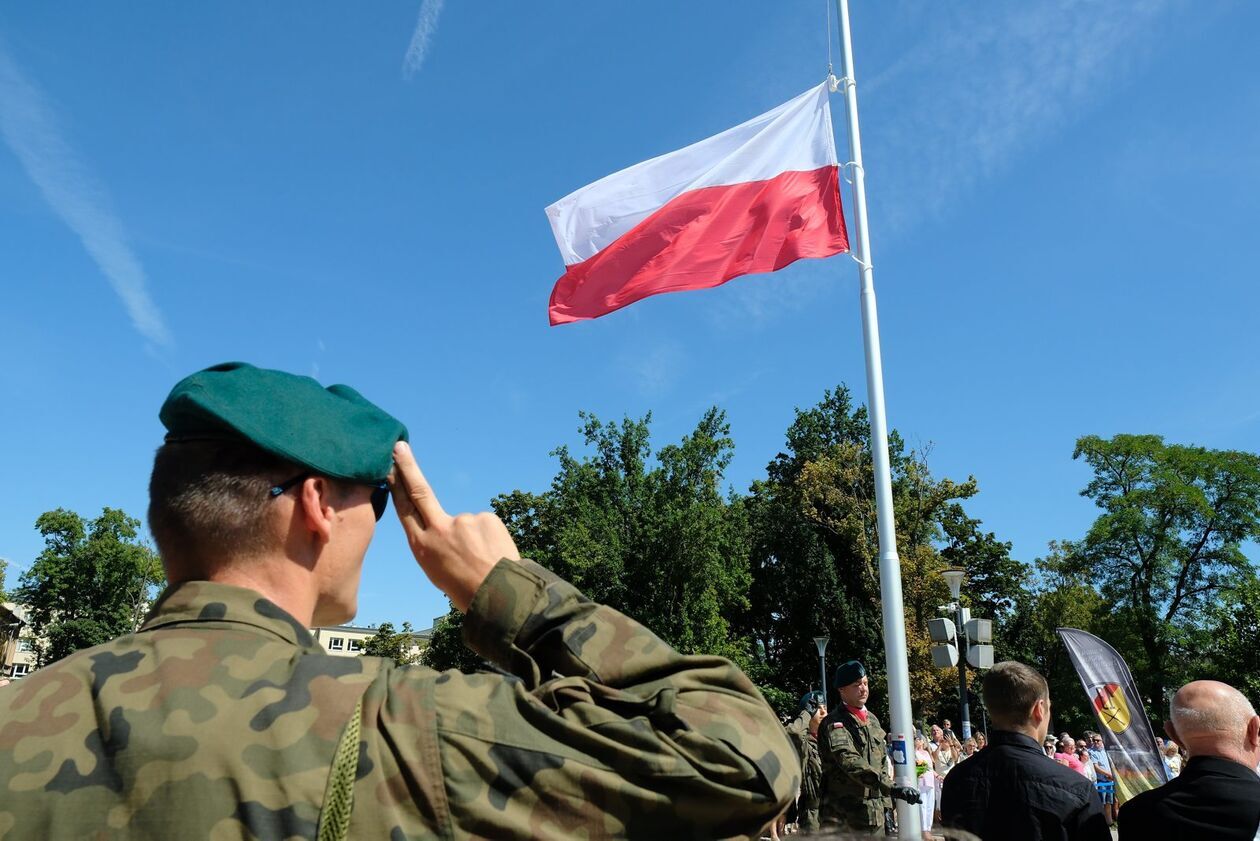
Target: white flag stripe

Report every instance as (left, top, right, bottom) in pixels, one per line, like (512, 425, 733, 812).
(546, 82, 837, 267)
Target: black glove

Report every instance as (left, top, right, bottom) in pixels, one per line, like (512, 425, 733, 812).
(890, 785, 921, 805)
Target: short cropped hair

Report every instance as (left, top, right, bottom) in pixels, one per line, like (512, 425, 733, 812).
(982, 661, 1049, 728)
(1170, 684, 1258, 752)
(148, 439, 299, 565)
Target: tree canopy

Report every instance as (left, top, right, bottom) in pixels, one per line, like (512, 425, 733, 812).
(1061, 434, 1260, 707)
(490, 408, 752, 664)
(16, 508, 164, 666)
(424, 388, 1029, 722)
(360, 621, 421, 666)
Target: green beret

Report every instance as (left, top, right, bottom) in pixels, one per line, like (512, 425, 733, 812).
(159, 362, 408, 483)
(833, 659, 867, 688)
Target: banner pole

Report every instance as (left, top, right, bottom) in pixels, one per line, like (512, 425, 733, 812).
(834, 0, 921, 836)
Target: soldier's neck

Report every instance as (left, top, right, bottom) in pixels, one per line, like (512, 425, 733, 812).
(168, 554, 321, 627)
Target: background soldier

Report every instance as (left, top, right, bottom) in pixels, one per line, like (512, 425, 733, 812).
(0, 362, 798, 840)
(819, 659, 920, 835)
(786, 689, 827, 831)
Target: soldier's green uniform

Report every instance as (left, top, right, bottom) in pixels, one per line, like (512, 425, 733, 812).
(784, 695, 823, 831)
(818, 661, 896, 836)
(818, 705, 893, 833)
(0, 560, 796, 839)
(0, 362, 797, 840)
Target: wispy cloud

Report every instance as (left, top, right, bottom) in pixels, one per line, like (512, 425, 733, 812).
(402, 0, 446, 80)
(311, 338, 326, 380)
(704, 257, 840, 330)
(618, 340, 684, 399)
(0, 42, 171, 349)
(856, 0, 1182, 237)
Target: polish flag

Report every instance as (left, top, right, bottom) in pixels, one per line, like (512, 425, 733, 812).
(545, 82, 849, 325)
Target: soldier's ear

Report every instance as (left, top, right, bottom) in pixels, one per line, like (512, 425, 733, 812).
(298, 476, 336, 543)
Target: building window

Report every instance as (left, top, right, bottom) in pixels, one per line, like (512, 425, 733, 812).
(12, 664, 30, 677)
(348, 639, 363, 653)
(17, 640, 33, 653)
(327, 637, 344, 651)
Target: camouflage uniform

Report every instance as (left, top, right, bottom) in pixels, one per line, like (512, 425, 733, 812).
(818, 706, 893, 834)
(784, 708, 822, 831)
(0, 559, 796, 839)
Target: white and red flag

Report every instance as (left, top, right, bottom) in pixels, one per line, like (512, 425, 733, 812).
(545, 82, 849, 325)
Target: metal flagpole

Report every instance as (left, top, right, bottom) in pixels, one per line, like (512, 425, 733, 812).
(833, 0, 921, 835)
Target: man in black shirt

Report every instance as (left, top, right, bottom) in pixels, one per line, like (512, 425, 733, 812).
(1119, 680, 1260, 840)
(940, 661, 1110, 841)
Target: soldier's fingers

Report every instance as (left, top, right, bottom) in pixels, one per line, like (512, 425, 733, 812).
(390, 441, 448, 529)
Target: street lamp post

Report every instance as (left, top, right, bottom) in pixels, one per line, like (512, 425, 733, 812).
(941, 568, 971, 741)
(814, 635, 830, 706)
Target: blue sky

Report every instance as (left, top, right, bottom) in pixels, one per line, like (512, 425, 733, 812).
(1, 1, 1257, 631)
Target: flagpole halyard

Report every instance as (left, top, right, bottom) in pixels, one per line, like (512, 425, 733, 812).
(834, 0, 922, 836)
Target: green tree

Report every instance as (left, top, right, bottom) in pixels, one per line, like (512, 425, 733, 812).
(16, 508, 164, 666)
(421, 386, 1030, 726)
(740, 387, 888, 708)
(500, 409, 751, 660)
(1206, 572, 1260, 705)
(738, 387, 1006, 717)
(1067, 434, 1260, 705)
(1019, 543, 1108, 735)
(360, 621, 421, 666)
(425, 408, 753, 673)
(420, 608, 483, 673)
(938, 503, 1042, 724)
(940, 506, 1033, 658)
(0, 556, 8, 600)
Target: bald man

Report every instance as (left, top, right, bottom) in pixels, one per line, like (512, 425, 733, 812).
(1118, 680, 1260, 840)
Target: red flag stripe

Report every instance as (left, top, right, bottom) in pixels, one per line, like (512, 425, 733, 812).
(548, 165, 848, 325)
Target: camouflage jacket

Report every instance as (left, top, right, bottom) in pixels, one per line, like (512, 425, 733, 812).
(783, 709, 821, 804)
(0, 559, 796, 840)
(818, 706, 892, 829)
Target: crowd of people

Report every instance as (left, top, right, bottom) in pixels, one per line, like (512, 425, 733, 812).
(772, 659, 1260, 840)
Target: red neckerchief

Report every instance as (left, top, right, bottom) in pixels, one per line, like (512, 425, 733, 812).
(846, 704, 869, 723)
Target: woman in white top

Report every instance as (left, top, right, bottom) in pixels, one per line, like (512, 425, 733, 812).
(930, 727, 960, 827)
(914, 735, 938, 839)
(932, 730, 959, 777)
(1164, 742, 1183, 777)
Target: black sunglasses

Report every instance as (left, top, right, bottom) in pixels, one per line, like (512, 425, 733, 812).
(269, 474, 390, 521)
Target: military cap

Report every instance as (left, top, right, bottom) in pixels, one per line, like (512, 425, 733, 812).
(833, 659, 866, 688)
(159, 362, 408, 482)
(800, 690, 825, 713)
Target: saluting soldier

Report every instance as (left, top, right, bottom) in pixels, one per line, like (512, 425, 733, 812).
(0, 362, 798, 840)
(785, 690, 826, 831)
(819, 659, 920, 835)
